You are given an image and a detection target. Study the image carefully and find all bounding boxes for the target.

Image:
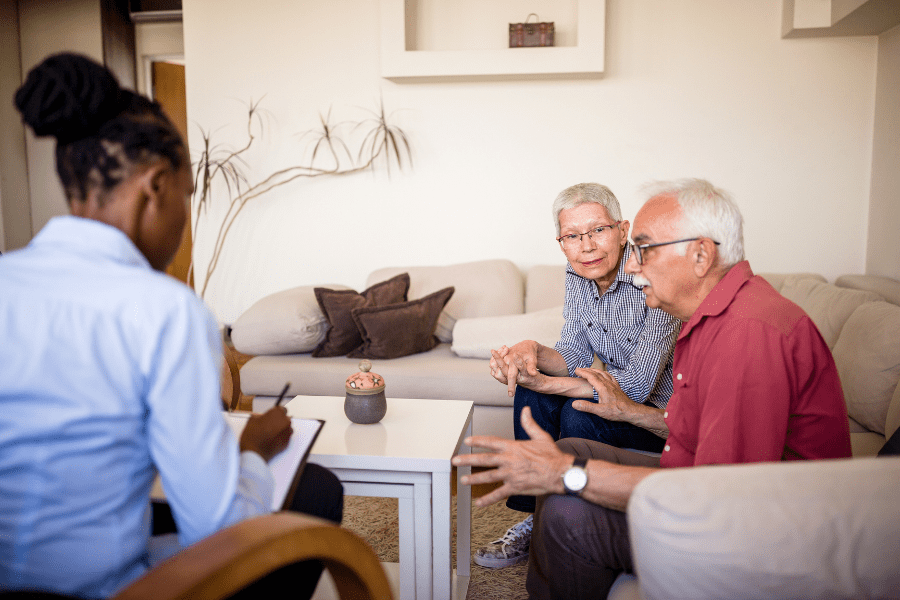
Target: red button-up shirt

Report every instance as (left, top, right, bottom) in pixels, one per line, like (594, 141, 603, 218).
(660, 261, 852, 468)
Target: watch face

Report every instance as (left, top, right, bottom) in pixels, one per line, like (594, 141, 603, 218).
(564, 467, 588, 492)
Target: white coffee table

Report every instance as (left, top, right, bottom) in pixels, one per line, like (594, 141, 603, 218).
(285, 395, 474, 600)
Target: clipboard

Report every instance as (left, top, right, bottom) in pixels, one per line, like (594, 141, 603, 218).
(224, 413, 325, 510)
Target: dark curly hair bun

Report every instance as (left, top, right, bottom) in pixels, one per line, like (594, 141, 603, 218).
(15, 52, 124, 144)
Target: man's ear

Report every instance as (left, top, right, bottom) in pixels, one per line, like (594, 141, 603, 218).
(691, 238, 718, 277)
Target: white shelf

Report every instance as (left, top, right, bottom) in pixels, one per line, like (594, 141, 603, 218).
(379, 0, 606, 81)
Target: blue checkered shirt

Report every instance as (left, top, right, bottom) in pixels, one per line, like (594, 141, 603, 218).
(554, 245, 680, 409)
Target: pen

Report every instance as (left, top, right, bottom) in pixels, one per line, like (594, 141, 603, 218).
(275, 382, 292, 407)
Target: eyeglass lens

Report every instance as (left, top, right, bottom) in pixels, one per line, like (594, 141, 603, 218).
(561, 226, 616, 250)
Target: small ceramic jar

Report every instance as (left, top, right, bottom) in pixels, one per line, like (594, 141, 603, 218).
(344, 359, 387, 424)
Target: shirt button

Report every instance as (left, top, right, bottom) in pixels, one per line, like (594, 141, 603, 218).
(676, 373, 683, 380)
(664, 445, 670, 452)
(664, 411, 668, 418)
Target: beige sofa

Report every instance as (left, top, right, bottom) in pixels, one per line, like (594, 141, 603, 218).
(235, 259, 567, 440)
(234, 260, 900, 457)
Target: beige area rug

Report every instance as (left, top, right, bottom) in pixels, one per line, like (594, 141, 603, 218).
(342, 496, 529, 600)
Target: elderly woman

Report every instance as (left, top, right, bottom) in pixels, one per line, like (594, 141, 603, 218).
(0, 53, 340, 598)
(475, 183, 680, 569)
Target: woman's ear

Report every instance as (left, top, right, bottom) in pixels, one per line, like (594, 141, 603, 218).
(140, 162, 168, 205)
(618, 220, 630, 247)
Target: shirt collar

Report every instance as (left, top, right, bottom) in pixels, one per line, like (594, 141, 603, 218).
(678, 260, 754, 339)
(31, 216, 152, 270)
(565, 243, 633, 294)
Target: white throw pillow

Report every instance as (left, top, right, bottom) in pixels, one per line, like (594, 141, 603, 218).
(451, 307, 564, 359)
(231, 284, 350, 355)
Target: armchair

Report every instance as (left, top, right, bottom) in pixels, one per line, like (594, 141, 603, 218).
(2, 513, 392, 600)
(118, 512, 392, 600)
(611, 456, 900, 600)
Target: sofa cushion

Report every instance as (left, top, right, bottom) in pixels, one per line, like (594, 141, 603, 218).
(836, 274, 900, 306)
(349, 287, 454, 360)
(451, 306, 564, 359)
(313, 273, 410, 357)
(366, 260, 525, 343)
(240, 343, 515, 408)
(832, 301, 900, 435)
(777, 277, 881, 348)
(525, 265, 567, 313)
(628, 457, 900, 600)
(757, 272, 826, 294)
(230, 284, 350, 355)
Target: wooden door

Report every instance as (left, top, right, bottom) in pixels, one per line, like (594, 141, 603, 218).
(153, 61, 193, 287)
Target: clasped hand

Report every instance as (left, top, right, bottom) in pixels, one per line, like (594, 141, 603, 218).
(490, 341, 542, 397)
(451, 407, 572, 507)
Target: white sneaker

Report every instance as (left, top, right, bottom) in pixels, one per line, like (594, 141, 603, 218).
(473, 514, 533, 569)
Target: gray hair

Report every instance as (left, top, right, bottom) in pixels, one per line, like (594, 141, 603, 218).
(552, 183, 623, 236)
(641, 178, 745, 269)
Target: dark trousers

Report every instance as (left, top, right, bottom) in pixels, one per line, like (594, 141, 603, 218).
(506, 386, 665, 513)
(152, 462, 344, 600)
(526, 438, 660, 600)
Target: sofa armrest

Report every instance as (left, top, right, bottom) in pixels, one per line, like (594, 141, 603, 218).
(627, 457, 900, 600)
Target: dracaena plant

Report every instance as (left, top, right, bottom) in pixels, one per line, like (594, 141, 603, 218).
(189, 98, 411, 298)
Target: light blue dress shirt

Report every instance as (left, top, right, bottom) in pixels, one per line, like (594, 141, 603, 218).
(0, 216, 272, 598)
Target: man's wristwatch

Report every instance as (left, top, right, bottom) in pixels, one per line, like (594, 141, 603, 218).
(562, 457, 588, 496)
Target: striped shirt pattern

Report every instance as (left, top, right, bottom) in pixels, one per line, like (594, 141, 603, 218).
(554, 245, 680, 409)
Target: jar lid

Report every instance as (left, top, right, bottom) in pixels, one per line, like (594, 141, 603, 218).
(345, 359, 385, 394)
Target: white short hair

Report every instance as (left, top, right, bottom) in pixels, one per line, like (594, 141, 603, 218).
(641, 179, 745, 269)
(552, 183, 622, 236)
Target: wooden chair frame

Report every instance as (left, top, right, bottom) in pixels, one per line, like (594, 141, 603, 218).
(114, 513, 392, 600)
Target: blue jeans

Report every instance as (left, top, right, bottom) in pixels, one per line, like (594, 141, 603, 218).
(506, 386, 665, 513)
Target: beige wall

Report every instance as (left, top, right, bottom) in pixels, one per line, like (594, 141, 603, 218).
(0, 0, 30, 252)
(866, 24, 900, 279)
(18, 0, 104, 235)
(182, 0, 881, 324)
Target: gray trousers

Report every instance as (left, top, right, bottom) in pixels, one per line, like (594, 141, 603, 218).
(526, 438, 660, 600)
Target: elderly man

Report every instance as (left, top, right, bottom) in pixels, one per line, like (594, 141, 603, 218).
(476, 183, 680, 569)
(454, 178, 852, 598)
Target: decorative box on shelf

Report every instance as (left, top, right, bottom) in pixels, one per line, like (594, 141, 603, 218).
(509, 13, 554, 47)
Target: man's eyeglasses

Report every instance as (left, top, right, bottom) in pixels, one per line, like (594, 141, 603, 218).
(628, 238, 720, 265)
(556, 222, 621, 250)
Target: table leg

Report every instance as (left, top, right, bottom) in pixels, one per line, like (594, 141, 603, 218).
(457, 418, 472, 579)
(415, 480, 433, 600)
(432, 471, 451, 600)
(335, 477, 420, 600)
(398, 495, 416, 600)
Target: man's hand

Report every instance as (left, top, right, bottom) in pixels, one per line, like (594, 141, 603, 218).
(239, 406, 293, 462)
(573, 368, 669, 438)
(571, 368, 632, 421)
(451, 407, 573, 507)
(490, 341, 542, 397)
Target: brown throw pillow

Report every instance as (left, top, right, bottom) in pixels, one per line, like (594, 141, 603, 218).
(349, 287, 455, 360)
(313, 273, 410, 357)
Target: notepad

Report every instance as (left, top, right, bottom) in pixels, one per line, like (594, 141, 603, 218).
(224, 413, 325, 510)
